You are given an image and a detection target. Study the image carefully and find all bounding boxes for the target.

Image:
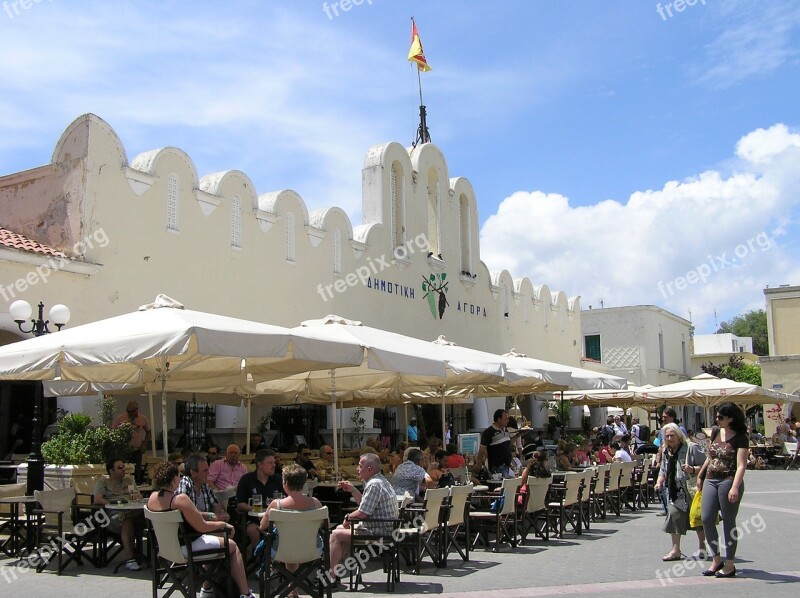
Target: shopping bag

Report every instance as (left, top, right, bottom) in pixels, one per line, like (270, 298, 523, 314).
(689, 489, 703, 529)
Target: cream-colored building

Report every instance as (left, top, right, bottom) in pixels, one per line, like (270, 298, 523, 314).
(761, 285, 800, 433)
(581, 305, 696, 428)
(0, 114, 583, 450)
(690, 333, 758, 377)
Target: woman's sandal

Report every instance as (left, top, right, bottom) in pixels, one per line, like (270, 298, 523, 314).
(661, 554, 682, 561)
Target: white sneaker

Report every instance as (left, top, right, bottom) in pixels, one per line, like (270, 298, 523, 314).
(125, 559, 141, 571)
(199, 588, 214, 597)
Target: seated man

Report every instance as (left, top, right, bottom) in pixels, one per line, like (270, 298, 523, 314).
(236, 449, 283, 550)
(328, 454, 399, 585)
(390, 448, 432, 497)
(93, 458, 143, 572)
(314, 444, 339, 480)
(295, 443, 319, 480)
(176, 454, 230, 522)
(208, 444, 248, 490)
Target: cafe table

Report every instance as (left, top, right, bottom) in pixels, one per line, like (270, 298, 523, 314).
(103, 499, 149, 571)
(0, 495, 37, 558)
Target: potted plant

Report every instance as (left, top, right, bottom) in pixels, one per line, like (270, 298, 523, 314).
(18, 412, 133, 490)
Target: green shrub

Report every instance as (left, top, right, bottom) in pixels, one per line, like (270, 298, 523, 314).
(41, 413, 132, 465)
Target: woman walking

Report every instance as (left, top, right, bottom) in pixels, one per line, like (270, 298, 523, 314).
(697, 402, 749, 578)
(654, 423, 706, 561)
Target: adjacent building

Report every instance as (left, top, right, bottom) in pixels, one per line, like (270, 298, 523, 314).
(761, 285, 800, 434)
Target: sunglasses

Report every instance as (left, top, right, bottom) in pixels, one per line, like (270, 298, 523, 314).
(715, 414, 727, 420)
(126, 410, 137, 414)
(303, 452, 312, 457)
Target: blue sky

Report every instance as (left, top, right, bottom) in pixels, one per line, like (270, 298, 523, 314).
(1, 0, 799, 336)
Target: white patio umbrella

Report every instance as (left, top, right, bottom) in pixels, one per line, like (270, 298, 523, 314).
(0, 296, 366, 458)
(253, 315, 517, 470)
(639, 373, 799, 425)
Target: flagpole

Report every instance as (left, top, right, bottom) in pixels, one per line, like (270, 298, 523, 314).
(410, 16, 431, 147)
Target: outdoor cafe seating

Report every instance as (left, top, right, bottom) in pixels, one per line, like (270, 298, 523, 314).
(32, 487, 102, 575)
(518, 476, 551, 544)
(395, 486, 449, 573)
(144, 505, 234, 598)
(258, 506, 331, 598)
(442, 483, 473, 564)
(469, 476, 522, 552)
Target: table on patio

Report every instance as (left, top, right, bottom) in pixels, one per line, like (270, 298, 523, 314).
(103, 499, 149, 572)
(0, 495, 37, 558)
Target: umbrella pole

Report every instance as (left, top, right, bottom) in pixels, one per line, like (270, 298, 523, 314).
(246, 398, 252, 454)
(441, 388, 446, 444)
(148, 391, 156, 456)
(404, 402, 409, 442)
(160, 378, 168, 461)
(329, 370, 339, 474)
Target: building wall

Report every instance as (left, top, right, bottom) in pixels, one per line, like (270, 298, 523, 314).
(0, 114, 584, 433)
(694, 333, 753, 356)
(581, 305, 692, 386)
(762, 286, 800, 435)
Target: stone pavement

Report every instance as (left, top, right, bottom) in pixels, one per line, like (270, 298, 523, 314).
(2, 470, 798, 597)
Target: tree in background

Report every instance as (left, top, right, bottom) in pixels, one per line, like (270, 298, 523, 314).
(717, 309, 768, 356)
(701, 355, 762, 386)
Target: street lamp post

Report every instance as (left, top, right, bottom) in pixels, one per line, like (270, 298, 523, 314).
(8, 300, 70, 495)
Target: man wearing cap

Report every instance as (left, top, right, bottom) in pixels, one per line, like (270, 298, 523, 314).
(113, 400, 151, 484)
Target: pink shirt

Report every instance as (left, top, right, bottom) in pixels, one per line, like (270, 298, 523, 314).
(208, 459, 247, 490)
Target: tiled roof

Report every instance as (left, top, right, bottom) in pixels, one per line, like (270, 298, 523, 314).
(0, 227, 66, 258)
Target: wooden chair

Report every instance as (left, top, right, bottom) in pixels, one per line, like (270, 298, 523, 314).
(633, 458, 651, 508)
(0, 482, 28, 557)
(591, 464, 610, 521)
(783, 443, 799, 470)
(347, 515, 403, 592)
(619, 461, 637, 511)
(259, 506, 331, 598)
(144, 506, 233, 598)
(546, 472, 583, 538)
(442, 483, 473, 564)
(519, 476, 551, 544)
(602, 462, 623, 517)
(395, 487, 449, 573)
(33, 487, 101, 575)
(469, 477, 522, 552)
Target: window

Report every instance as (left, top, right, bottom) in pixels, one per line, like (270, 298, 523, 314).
(459, 194, 471, 274)
(231, 195, 242, 248)
(390, 162, 405, 250)
(427, 169, 440, 257)
(584, 335, 601, 361)
(658, 333, 665, 369)
(333, 229, 342, 274)
(167, 174, 179, 232)
(285, 212, 295, 263)
(681, 341, 687, 374)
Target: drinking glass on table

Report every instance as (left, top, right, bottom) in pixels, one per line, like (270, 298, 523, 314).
(249, 496, 263, 513)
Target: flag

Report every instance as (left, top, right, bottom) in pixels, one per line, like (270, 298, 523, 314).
(407, 19, 431, 72)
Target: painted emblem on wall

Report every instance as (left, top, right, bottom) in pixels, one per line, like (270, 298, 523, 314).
(422, 272, 449, 319)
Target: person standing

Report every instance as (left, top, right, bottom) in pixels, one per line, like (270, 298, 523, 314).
(112, 400, 150, 485)
(655, 407, 685, 515)
(475, 409, 513, 478)
(407, 418, 419, 445)
(697, 403, 749, 578)
(654, 424, 706, 562)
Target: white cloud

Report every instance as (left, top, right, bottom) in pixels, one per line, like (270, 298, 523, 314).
(480, 124, 800, 333)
